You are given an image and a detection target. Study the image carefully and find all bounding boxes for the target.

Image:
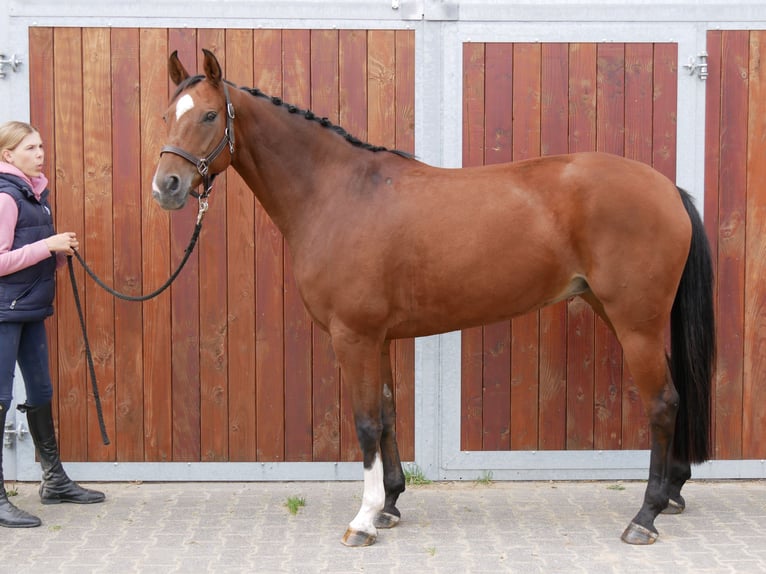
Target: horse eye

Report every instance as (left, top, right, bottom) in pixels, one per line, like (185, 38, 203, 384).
(204, 111, 217, 122)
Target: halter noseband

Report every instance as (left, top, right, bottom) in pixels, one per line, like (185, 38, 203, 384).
(160, 81, 236, 201)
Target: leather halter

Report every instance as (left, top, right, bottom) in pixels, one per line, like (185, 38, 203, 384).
(160, 81, 236, 199)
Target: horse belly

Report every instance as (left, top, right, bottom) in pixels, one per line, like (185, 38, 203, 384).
(386, 250, 580, 339)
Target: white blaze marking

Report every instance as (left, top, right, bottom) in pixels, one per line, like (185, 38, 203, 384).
(348, 453, 385, 536)
(175, 94, 195, 121)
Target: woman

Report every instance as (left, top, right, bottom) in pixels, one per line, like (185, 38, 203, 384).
(0, 121, 104, 528)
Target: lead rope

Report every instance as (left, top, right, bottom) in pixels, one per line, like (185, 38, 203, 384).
(66, 196, 210, 445)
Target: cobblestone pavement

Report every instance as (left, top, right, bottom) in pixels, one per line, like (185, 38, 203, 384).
(2, 479, 765, 573)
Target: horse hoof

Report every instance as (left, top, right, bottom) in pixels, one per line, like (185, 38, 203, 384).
(662, 498, 685, 515)
(621, 522, 659, 545)
(374, 511, 401, 529)
(341, 528, 377, 547)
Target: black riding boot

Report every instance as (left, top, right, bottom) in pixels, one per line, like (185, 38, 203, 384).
(0, 404, 42, 527)
(21, 402, 105, 505)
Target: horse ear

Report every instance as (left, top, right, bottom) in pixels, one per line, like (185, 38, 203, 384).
(202, 49, 223, 85)
(168, 50, 190, 86)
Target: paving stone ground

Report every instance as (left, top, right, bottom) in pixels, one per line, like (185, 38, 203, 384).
(2, 479, 765, 573)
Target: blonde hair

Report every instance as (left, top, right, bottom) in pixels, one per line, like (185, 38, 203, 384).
(0, 121, 39, 157)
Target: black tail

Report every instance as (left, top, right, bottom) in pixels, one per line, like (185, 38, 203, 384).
(670, 187, 716, 464)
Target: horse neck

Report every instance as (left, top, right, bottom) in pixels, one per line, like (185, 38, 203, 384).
(229, 91, 359, 240)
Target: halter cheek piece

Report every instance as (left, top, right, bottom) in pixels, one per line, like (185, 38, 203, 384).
(160, 81, 236, 204)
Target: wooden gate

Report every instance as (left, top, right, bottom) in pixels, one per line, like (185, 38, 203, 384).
(29, 26, 415, 464)
(705, 30, 766, 460)
(24, 25, 766, 472)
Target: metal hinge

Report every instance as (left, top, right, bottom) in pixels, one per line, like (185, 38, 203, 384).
(0, 53, 23, 80)
(682, 52, 708, 81)
(3, 421, 28, 448)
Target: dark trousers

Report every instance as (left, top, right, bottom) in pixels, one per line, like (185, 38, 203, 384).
(0, 320, 54, 411)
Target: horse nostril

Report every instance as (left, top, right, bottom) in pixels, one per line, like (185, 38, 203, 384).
(165, 174, 181, 193)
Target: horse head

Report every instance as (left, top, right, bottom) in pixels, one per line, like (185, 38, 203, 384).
(152, 49, 235, 210)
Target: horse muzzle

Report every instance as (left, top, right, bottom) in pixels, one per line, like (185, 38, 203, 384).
(151, 170, 192, 210)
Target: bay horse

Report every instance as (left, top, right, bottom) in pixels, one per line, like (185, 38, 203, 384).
(152, 49, 715, 547)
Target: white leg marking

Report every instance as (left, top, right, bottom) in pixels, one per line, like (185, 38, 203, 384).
(348, 453, 385, 536)
(175, 94, 195, 121)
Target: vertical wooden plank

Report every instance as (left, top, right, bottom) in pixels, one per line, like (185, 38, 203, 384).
(622, 42, 654, 450)
(53, 27, 87, 460)
(339, 30, 367, 461)
(140, 27, 172, 462)
(704, 31, 722, 451)
(368, 30, 397, 149)
(282, 29, 313, 461)
(29, 28, 59, 428)
(82, 28, 116, 461)
(566, 42, 596, 450)
(110, 28, 144, 461)
(715, 30, 748, 460)
(310, 29, 341, 461)
(594, 43, 624, 450)
(167, 29, 200, 462)
(394, 29, 416, 461)
(253, 29, 285, 462)
(510, 43, 541, 450)
(461, 42, 485, 451)
(481, 43, 513, 450)
(197, 29, 229, 462)
(652, 43, 678, 182)
(225, 30, 257, 462)
(538, 43, 568, 450)
(744, 30, 766, 459)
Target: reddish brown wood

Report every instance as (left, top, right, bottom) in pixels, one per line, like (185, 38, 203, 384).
(282, 29, 313, 462)
(252, 29, 285, 461)
(139, 28, 172, 462)
(622, 42, 654, 450)
(460, 43, 485, 452)
(82, 28, 116, 461)
(338, 30, 368, 461)
(481, 43, 513, 450)
(167, 29, 201, 462)
(311, 29, 342, 461)
(652, 43, 678, 182)
(510, 43, 541, 451)
(594, 43, 625, 450)
(703, 31, 722, 452)
(566, 43, 597, 450)
(197, 28, 229, 462)
(744, 30, 766, 459)
(715, 31, 748, 460)
(394, 29, 416, 461)
(110, 28, 145, 462)
(538, 43, 569, 450)
(52, 28, 88, 460)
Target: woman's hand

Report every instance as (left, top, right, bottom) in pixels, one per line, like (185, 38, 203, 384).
(45, 232, 79, 255)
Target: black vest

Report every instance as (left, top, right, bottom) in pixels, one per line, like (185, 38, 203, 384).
(0, 173, 57, 322)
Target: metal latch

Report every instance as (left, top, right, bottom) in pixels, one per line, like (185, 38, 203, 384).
(3, 421, 28, 448)
(683, 52, 708, 81)
(0, 53, 23, 79)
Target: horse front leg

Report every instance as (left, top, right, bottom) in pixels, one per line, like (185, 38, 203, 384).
(332, 327, 386, 547)
(621, 344, 679, 545)
(374, 341, 406, 529)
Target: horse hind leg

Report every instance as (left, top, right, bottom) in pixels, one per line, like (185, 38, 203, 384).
(374, 341, 406, 529)
(618, 332, 679, 545)
(662, 456, 691, 514)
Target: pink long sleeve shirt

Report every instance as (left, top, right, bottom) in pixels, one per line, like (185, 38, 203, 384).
(0, 162, 59, 277)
